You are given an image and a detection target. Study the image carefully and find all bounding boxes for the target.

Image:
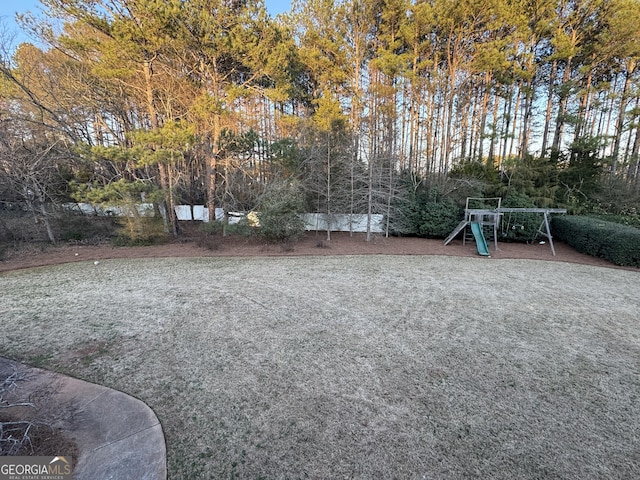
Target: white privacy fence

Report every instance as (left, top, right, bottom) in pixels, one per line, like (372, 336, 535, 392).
(63, 202, 157, 217)
(63, 203, 385, 233)
(299, 213, 384, 233)
(173, 205, 224, 222)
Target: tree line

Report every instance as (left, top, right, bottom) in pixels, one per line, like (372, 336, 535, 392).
(0, 0, 639, 242)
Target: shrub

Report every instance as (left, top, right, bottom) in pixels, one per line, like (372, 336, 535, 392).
(258, 211, 306, 243)
(552, 215, 640, 267)
(583, 211, 640, 229)
(0, 215, 15, 244)
(111, 217, 168, 246)
(56, 214, 117, 243)
(70, 179, 167, 246)
(257, 181, 306, 244)
(417, 197, 463, 238)
(391, 186, 463, 238)
(225, 218, 256, 237)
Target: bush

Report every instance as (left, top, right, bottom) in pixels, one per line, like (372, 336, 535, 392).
(391, 186, 463, 238)
(257, 181, 306, 244)
(56, 214, 117, 243)
(585, 212, 640, 229)
(552, 215, 640, 267)
(417, 198, 463, 238)
(70, 179, 167, 246)
(225, 218, 256, 237)
(258, 211, 306, 244)
(111, 217, 168, 246)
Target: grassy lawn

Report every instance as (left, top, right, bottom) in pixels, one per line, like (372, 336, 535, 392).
(1, 255, 639, 479)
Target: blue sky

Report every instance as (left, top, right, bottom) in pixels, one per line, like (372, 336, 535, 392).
(0, 0, 292, 46)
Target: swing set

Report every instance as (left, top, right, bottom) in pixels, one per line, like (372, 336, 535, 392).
(443, 197, 567, 256)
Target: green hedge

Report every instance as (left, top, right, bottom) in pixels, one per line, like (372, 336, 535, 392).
(552, 216, 640, 267)
(388, 188, 464, 238)
(417, 200, 464, 238)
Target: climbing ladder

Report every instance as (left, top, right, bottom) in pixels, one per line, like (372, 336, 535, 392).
(443, 220, 468, 245)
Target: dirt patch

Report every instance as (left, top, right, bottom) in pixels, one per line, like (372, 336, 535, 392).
(0, 412, 79, 461)
(0, 231, 632, 273)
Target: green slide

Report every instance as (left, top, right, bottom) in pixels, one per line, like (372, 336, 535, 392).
(470, 222, 490, 256)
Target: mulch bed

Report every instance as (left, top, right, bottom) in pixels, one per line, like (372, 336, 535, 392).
(0, 231, 633, 273)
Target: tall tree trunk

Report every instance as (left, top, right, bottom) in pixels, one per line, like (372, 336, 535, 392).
(158, 163, 176, 235)
(408, 48, 422, 172)
(599, 77, 618, 159)
(541, 59, 557, 155)
(478, 72, 492, 162)
(487, 91, 500, 167)
(444, 72, 457, 171)
(468, 83, 478, 161)
(500, 84, 514, 177)
(508, 80, 522, 160)
(460, 86, 471, 160)
(519, 80, 532, 160)
(410, 88, 421, 172)
(625, 96, 640, 180)
(207, 113, 221, 224)
(32, 185, 56, 244)
(628, 112, 640, 181)
(425, 83, 436, 174)
(519, 36, 537, 160)
(551, 57, 573, 160)
(366, 136, 375, 242)
(611, 61, 636, 175)
(326, 133, 331, 242)
(573, 56, 595, 147)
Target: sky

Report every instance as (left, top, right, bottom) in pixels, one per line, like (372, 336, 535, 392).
(0, 0, 292, 47)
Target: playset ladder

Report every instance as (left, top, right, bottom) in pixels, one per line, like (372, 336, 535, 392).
(443, 220, 468, 245)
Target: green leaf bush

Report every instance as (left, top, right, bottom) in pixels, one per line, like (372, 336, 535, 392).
(552, 216, 640, 267)
(417, 199, 463, 238)
(256, 180, 306, 244)
(391, 187, 463, 238)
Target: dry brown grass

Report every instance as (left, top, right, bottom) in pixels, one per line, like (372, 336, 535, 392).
(1, 256, 639, 479)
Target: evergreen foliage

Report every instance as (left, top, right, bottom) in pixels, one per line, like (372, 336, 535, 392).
(391, 183, 463, 238)
(556, 136, 605, 209)
(500, 193, 542, 243)
(256, 180, 307, 244)
(552, 216, 640, 267)
(70, 179, 167, 245)
(501, 156, 559, 207)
